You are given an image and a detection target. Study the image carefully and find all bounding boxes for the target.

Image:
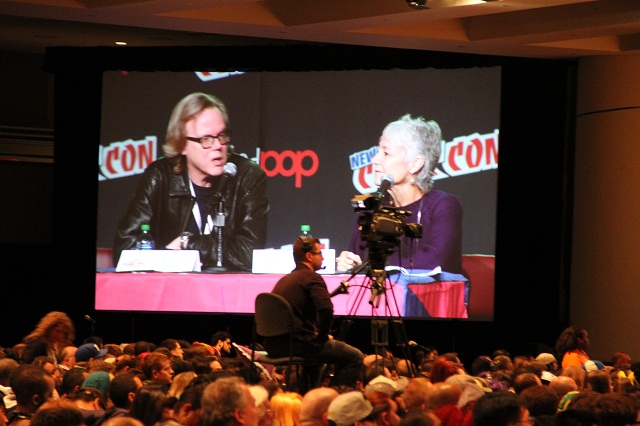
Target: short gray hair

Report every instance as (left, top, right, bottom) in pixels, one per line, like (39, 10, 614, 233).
(382, 114, 442, 192)
(201, 377, 249, 426)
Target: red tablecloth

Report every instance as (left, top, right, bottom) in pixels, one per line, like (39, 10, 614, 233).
(95, 272, 467, 318)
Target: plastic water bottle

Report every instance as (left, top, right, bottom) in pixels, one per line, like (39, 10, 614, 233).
(300, 224, 312, 239)
(135, 224, 155, 250)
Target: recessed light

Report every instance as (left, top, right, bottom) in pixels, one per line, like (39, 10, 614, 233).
(115, 41, 127, 46)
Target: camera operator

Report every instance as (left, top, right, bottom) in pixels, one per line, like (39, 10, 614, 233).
(336, 114, 462, 274)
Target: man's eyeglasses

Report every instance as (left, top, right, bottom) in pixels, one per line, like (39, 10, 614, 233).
(309, 251, 324, 256)
(186, 132, 230, 148)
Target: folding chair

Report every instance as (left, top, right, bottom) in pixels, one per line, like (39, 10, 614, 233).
(251, 292, 317, 392)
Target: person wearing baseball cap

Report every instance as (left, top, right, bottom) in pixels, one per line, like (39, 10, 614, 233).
(75, 344, 108, 363)
(328, 391, 386, 426)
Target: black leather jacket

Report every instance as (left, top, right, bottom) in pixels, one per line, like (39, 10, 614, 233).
(113, 153, 269, 270)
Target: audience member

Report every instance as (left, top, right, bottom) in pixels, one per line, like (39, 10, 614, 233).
(58, 346, 77, 372)
(400, 377, 432, 411)
(560, 366, 586, 390)
(67, 387, 107, 425)
(142, 353, 174, 387)
(129, 384, 172, 426)
(300, 387, 339, 426)
(200, 376, 261, 426)
(548, 375, 578, 400)
(472, 392, 532, 426)
(585, 369, 613, 393)
(518, 385, 559, 426)
(101, 371, 143, 422)
(159, 340, 184, 360)
(511, 372, 542, 394)
(327, 391, 378, 426)
(30, 399, 84, 426)
(75, 343, 108, 364)
(167, 371, 196, 399)
(21, 312, 75, 366)
(249, 384, 273, 426)
(211, 332, 233, 359)
(8, 364, 56, 425)
(555, 326, 590, 369)
(271, 392, 303, 426)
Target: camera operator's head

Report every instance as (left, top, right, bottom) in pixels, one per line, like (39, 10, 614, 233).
(374, 114, 442, 194)
(294, 237, 324, 271)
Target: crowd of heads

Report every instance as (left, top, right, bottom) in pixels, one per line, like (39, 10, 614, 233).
(2, 313, 640, 426)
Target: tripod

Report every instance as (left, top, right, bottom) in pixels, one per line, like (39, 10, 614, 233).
(335, 261, 419, 378)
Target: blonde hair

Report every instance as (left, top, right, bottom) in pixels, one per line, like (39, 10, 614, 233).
(168, 371, 197, 398)
(271, 391, 303, 426)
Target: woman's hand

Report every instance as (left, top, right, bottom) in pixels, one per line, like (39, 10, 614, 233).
(336, 251, 362, 272)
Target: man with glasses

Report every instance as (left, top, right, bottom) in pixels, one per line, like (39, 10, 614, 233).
(114, 92, 269, 271)
(267, 237, 364, 389)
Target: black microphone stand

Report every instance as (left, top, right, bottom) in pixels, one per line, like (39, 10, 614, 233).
(206, 198, 231, 273)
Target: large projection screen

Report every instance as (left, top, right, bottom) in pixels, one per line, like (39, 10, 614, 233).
(97, 66, 500, 320)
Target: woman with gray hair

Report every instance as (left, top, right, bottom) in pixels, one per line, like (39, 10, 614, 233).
(337, 114, 462, 273)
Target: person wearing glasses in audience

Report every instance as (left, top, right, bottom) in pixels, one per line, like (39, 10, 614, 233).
(113, 92, 269, 271)
(267, 237, 364, 389)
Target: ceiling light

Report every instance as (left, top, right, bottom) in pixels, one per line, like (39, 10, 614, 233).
(406, 0, 427, 9)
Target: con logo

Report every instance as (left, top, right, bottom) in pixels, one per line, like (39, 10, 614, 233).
(347, 130, 499, 192)
(98, 136, 157, 181)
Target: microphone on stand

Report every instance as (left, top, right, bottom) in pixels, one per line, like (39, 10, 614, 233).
(329, 281, 350, 298)
(408, 340, 434, 352)
(84, 314, 96, 336)
(208, 163, 237, 273)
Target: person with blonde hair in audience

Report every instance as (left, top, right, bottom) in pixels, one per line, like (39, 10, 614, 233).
(167, 371, 196, 399)
(21, 312, 75, 366)
(271, 392, 303, 426)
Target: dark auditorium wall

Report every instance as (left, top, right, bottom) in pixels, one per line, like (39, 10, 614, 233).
(0, 45, 596, 366)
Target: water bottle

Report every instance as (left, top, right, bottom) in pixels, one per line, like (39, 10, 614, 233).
(135, 224, 155, 250)
(300, 224, 312, 239)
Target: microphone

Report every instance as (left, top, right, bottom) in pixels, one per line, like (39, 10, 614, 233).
(329, 281, 349, 298)
(84, 315, 96, 324)
(376, 174, 394, 200)
(408, 340, 434, 352)
(215, 162, 238, 199)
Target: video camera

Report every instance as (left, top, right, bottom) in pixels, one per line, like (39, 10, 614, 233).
(351, 184, 422, 269)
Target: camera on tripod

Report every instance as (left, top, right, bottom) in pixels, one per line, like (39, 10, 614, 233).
(351, 189, 422, 269)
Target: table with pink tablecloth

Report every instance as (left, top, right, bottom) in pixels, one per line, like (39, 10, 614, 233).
(95, 272, 467, 318)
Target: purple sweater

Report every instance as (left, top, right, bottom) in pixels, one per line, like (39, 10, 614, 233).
(347, 189, 463, 273)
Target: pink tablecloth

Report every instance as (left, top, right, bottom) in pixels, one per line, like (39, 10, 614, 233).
(95, 272, 467, 318)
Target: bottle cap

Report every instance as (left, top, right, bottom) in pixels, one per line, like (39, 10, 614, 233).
(141, 224, 151, 231)
(300, 224, 311, 232)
